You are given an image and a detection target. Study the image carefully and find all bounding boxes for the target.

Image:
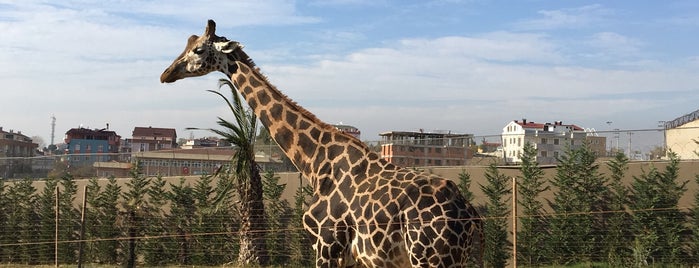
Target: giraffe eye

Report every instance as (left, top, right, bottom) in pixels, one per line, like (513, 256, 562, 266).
(193, 47, 205, 54)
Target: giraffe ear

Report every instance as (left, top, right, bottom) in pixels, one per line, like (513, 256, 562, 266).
(204, 19, 216, 38)
(218, 40, 240, 53)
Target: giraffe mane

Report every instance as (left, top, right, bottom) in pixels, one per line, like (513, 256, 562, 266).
(246, 63, 368, 146)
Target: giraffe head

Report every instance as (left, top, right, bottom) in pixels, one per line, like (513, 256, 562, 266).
(160, 20, 244, 83)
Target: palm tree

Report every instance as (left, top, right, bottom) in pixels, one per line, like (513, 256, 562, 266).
(193, 78, 268, 265)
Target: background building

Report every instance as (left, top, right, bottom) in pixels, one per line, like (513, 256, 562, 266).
(0, 127, 38, 178)
(64, 127, 121, 167)
(130, 126, 177, 152)
(665, 109, 699, 160)
(333, 124, 361, 140)
(502, 119, 599, 164)
(379, 130, 474, 166)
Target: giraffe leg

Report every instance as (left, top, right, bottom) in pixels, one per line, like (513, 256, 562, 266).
(304, 202, 357, 267)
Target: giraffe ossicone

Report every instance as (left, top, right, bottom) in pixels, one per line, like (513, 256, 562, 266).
(161, 19, 484, 268)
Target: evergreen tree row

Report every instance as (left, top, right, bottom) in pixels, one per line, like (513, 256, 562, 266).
(0, 165, 314, 266)
(472, 141, 699, 267)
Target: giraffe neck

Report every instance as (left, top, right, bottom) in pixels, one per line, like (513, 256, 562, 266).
(225, 61, 370, 182)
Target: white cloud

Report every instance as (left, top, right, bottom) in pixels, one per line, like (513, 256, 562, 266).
(514, 4, 613, 30)
(259, 33, 699, 138)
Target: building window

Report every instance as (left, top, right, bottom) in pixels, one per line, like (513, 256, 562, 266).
(541, 138, 547, 144)
(541, 151, 548, 157)
(554, 139, 559, 145)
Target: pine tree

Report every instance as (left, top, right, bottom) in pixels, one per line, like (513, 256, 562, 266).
(0, 178, 7, 262)
(35, 178, 58, 264)
(690, 168, 699, 264)
(516, 142, 549, 265)
(57, 174, 80, 264)
(262, 169, 291, 265)
(212, 170, 240, 264)
(289, 177, 313, 266)
(628, 152, 687, 265)
(653, 152, 687, 264)
(480, 162, 511, 268)
(142, 175, 170, 266)
(191, 174, 215, 265)
(120, 162, 152, 267)
(604, 152, 631, 266)
(5, 178, 38, 264)
(166, 177, 196, 265)
(457, 169, 474, 203)
(97, 176, 122, 264)
(84, 178, 101, 263)
(547, 143, 605, 264)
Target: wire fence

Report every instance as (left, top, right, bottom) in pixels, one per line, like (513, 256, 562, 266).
(0, 126, 698, 266)
(0, 156, 698, 266)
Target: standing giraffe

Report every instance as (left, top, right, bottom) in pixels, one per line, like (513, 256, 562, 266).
(161, 20, 483, 268)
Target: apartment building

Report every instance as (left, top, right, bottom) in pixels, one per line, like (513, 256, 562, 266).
(380, 130, 474, 167)
(0, 127, 38, 178)
(502, 119, 592, 164)
(665, 109, 699, 160)
(130, 126, 177, 152)
(333, 124, 361, 140)
(64, 127, 121, 167)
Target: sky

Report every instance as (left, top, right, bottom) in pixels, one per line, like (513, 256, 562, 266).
(1, 0, 698, 149)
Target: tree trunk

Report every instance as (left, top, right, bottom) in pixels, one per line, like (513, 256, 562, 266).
(237, 163, 268, 265)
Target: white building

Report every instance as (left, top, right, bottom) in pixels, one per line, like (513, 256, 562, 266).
(502, 119, 588, 164)
(665, 109, 699, 160)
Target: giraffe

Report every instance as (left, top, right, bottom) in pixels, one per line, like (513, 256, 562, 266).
(161, 20, 484, 268)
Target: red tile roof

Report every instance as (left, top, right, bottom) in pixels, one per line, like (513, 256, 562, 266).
(132, 127, 177, 138)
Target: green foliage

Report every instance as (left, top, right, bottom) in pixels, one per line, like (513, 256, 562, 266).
(120, 162, 152, 267)
(166, 178, 196, 264)
(262, 169, 292, 264)
(547, 143, 606, 264)
(57, 174, 80, 264)
(480, 162, 511, 268)
(192, 78, 268, 265)
(604, 152, 631, 266)
(141, 176, 170, 265)
(516, 142, 549, 265)
(690, 171, 699, 263)
(4, 179, 38, 264)
(457, 169, 474, 203)
(289, 177, 314, 266)
(34, 178, 58, 264)
(629, 152, 687, 265)
(0, 179, 6, 262)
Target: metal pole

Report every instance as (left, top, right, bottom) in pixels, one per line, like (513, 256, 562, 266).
(77, 185, 88, 268)
(55, 186, 59, 268)
(512, 177, 517, 268)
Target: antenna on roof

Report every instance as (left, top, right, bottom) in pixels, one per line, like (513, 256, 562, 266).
(50, 115, 56, 146)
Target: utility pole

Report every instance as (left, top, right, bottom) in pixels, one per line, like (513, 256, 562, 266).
(627, 132, 634, 159)
(658, 121, 667, 159)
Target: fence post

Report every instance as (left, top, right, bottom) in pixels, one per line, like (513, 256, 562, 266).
(55, 186, 59, 268)
(77, 185, 87, 268)
(512, 177, 517, 268)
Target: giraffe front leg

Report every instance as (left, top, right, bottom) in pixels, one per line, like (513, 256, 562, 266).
(304, 208, 356, 267)
(305, 222, 354, 267)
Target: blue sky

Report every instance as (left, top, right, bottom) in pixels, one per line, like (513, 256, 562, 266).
(1, 0, 698, 150)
